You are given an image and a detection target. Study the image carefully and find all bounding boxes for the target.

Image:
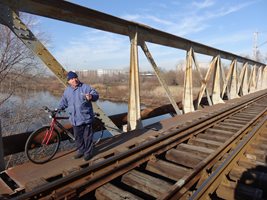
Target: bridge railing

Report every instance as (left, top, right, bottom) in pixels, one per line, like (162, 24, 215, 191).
(0, 0, 266, 133)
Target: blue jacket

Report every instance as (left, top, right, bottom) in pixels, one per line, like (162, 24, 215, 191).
(58, 82, 99, 126)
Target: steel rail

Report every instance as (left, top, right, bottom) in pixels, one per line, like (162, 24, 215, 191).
(161, 105, 267, 200)
(0, 0, 265, 66)
(189, 114, 267, 200)
(10, 92, 267, 200)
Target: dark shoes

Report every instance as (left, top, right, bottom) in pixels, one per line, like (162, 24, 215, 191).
(73, 152, 93, 161)
(83, 153, 93, 161)
(73, 153, 83, 159)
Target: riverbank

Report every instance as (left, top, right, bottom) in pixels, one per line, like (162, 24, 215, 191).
(29, 76, 201, 108)
(1, 73, 200, 109)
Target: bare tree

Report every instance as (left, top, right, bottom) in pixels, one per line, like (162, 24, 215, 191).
(0, 14, 49, 137)
(0, 14, 47, 105)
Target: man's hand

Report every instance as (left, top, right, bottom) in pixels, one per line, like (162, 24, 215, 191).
(85, 94, 92, 101)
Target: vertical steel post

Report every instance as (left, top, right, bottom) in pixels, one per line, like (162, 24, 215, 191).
(243, 64, 249, 95)
(211, 56, 224, 104)
(220, 60, 227, 98)
(0, 120, 5, 171)
(183, 48, 194, 113)
(248, 65, 257, 93)
(256, 66, 263, 90)
(127, 29, 142, 131)
(238, 62, 248, 96)
(224, 59, 239, 99)
(263, 66, 267, 89)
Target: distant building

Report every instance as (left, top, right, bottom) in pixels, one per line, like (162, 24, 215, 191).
(75, 69, 127, 77)
(96, 69, 126, 76)
(70, 69, 158, 78)
(140, 71, 156, 77)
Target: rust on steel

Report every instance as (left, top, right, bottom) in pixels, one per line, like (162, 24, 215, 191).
(2, 101, 183, 156)
(189, 115, 267, 200)
(0, 0, 265, 66)
(5, 90, 267, 199)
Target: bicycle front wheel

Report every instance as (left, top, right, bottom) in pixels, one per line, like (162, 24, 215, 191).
(25, 126, 61, 164)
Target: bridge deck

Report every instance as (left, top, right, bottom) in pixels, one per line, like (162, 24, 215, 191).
(1, 90, 266, 196)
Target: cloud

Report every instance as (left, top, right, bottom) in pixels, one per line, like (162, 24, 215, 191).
(207, 31, 251, 46)
(52, 0, 262, 70)
(54, 31, 131, 70)
(145, 15, 173, 26)
(205, 1, 257, 18)
(192, 0, 215, 9)
(122, 1, 255, 39)
(122, 14, 141, 21)
(166, 16, 209, 37)
(54, 28, 183, 71)
(123, 14, 173, 27)
(167, 1, 258, 37)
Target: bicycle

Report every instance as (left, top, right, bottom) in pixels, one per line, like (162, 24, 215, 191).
(25, 106, 105, 164)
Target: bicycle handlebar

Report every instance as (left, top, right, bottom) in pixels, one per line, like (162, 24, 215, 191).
(42, 106, 65, 118)
(42, 106, 100, 119)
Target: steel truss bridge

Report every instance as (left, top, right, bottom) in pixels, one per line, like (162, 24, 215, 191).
(0, 1, 267, 199)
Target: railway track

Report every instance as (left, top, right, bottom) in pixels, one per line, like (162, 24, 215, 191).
(4, 91, 267, 200)
(188, 114, 267, 200)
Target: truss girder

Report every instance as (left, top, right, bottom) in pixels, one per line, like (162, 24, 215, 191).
(0, 0, 265, 66)
(0, 0, 266, 132)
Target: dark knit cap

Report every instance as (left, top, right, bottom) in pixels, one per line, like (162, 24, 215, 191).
(67, 71, 78, 81)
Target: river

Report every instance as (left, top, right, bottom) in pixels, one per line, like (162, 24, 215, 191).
(0, 91, 171, 136)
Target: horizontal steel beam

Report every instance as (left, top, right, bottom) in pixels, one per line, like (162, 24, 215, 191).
(0, 0, 265, 66)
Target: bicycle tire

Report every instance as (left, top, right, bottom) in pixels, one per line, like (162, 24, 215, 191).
(25, 126, 61, 164)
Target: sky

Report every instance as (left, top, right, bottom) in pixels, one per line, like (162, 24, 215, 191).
(33, 0, 267, 71)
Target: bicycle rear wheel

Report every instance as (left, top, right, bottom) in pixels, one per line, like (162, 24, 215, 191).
(25, 126, 61, 164)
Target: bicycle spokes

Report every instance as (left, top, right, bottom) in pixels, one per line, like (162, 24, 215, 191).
(26, 126, 61, 164)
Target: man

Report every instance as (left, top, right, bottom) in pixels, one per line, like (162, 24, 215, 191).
(58, 71, 99, 161)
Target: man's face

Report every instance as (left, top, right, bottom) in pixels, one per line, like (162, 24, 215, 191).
(68, 77, 79, 88)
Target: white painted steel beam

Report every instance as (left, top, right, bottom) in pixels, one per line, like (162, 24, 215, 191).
(222, 60, 239, 99)
(183, 48, 194, 113)
(238, 63, 249, 96)
(248, 65, 257, 93)
(220, 63, 228, 98)
(127, 30, 142, 131)
(256, 66, 263, 90)
(211, 56, 224, 104)
(263, 67, 267, 89)
(229, 60, 239, 99)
